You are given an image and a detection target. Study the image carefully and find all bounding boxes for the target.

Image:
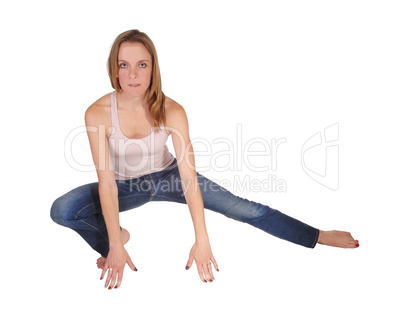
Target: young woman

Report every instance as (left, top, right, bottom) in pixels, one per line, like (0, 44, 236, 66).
(50, 29, 359, 290)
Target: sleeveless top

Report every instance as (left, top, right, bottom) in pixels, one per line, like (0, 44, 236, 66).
(107, 91, 175, 180)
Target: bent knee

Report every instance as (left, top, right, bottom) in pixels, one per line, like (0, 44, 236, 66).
(50, 197, 72, 226)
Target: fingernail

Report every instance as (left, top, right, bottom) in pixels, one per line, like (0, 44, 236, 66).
(134, 267, 138, 271)
(204, 280, 207, 283)
(104, 284, 108, 288)
(217, 269, 220, 272)
(185, 266, 189, 270)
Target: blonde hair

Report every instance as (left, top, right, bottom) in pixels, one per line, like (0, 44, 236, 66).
(107, 29, 166, 129)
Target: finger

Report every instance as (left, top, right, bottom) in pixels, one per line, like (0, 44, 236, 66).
(197, 263, 207, 283)
(211, 253, 219, 272)
(108, 269, 118, 290)
(104, 268, 113, 289)
(114, 268, 125, 289)
(207, 262, 215, 281)
(203, 263, 213, 282)
(186, 253, 194, 270)
(100, 264, 109, 280)
(126, 255, 137, 272)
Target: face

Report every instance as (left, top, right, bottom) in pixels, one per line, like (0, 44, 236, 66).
(117, 42, 153, 98)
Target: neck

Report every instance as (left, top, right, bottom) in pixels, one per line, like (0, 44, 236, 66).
(117, 90, 148, 111)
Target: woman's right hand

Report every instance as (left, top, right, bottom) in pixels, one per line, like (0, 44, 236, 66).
(100, 245, 137, 289)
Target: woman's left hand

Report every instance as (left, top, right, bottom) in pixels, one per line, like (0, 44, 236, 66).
(185, 240, 219, 282)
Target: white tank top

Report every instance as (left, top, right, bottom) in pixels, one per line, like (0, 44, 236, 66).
(107, 91, 174, 180)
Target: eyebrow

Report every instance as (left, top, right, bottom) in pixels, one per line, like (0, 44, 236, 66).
(118, 59, 149, 63)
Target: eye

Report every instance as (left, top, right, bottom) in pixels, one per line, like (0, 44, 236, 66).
(119, 63, 127, 69)
(139, 63, 147, 68)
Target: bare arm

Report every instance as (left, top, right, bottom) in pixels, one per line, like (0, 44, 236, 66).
(85, 100, 136, 289)
(168, 105, 208, 241)
(85, 103, 121, 247)
(166, 100, 218, 282)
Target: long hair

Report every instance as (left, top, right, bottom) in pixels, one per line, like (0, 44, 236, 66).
(107, 29, 166, 129)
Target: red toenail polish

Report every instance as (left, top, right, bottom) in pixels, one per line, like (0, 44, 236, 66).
(356, 243, 359, 248)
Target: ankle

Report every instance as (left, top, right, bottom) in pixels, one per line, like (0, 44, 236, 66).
(317, 230, 325, 244)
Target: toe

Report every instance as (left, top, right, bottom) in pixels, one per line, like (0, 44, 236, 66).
(96, 257, 106, 269)
(347, 240, 359, 248)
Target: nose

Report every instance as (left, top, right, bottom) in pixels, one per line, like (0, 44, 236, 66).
(129, 67, 138, 78)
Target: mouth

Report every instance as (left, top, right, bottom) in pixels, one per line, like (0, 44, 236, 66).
(129, 84, 141, 87)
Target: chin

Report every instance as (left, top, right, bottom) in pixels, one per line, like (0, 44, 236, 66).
(121, 87, 148, 98)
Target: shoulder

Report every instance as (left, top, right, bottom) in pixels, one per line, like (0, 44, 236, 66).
(85, 93, 112, 124)
(164, 96, 188, 135)
(85, 92, 113, 136)
(165, 96, 187, 122)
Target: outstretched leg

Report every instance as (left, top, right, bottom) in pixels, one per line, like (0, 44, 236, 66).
(196, 174, 359, 249)
(196, 174, 360, 249)
(150, 162, 358, 249)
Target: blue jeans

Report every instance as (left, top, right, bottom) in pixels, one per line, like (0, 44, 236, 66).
(51, 158, 319, 257)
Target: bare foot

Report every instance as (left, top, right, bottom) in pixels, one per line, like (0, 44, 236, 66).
(317, 230, 359, 248)
(96, 228, 130, 269)
(96, 257, 107, 269)
(121, 227, 130, 245)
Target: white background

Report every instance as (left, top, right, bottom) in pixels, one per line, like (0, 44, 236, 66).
(1, 0, 401, 314)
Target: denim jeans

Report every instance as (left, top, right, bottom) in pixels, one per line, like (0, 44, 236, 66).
(51, 158, 319, 257)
